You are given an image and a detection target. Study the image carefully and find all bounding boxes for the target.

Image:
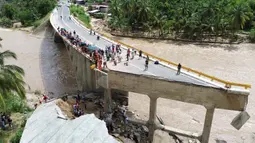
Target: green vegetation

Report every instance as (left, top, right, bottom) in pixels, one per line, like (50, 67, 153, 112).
(70, 5, 91, 28)
(92, 13, 105, 19)
(0, 38, 32, 142)
(109, 0, 255, 41)
(33, 11, 52, 28)
(0, 17, 12, 27)
(10, 127, 23, 143)
(0, 0, 56, 27)
(87, 0, 104, 4)
(0, 50, 26, 108)
(249, 29, 255, 42)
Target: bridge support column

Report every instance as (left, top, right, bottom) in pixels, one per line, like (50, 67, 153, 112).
(104, 88, 112, 113)
(200, 106, 215, 143)
(147, 96, 158, 142)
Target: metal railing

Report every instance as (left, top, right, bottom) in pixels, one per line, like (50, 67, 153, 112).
(57, 13, 251, 90)
(99, 33, 251, 89)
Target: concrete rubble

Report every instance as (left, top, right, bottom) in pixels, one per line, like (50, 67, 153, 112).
(65, 91, 198, 143)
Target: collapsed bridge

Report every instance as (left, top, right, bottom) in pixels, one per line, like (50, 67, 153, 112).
(48, 3, 251, 143)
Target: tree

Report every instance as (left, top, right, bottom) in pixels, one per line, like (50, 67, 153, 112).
(230, 1, 253, 30)
(2, 3, 16, 20)
(108, 0, 255, 40)
(0, 38, 26, 109)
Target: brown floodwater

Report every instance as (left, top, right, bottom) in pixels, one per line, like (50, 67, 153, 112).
(0, 26, 77, 97)
(119, 37, 255, 143)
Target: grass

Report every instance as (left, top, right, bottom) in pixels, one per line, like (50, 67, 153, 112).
(0, 113, 29, 143)
(70, 5, 91, 28)
(0, 93, 34, 142)
(77, 13, 92, 28)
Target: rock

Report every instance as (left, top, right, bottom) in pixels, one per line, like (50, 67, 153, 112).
(136, 127, 142, 132)
(215, 139, 227, 143)
(116, 128, 121, 134)
(134, 132, 141, 143)
(13, 22, 22, 28)
(112, 133, 120, 137)
(142, 126, 149, 133)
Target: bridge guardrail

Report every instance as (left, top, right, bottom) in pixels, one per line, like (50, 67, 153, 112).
(100, 33, 251, 90)
(62, 13, 251, 90)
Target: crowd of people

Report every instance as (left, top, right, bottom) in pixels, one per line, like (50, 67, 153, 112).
(57, 27, 183, 74)
(0, 113, 12, 130)
(72, 92, 86, 117)
(58, 27, 106, 70)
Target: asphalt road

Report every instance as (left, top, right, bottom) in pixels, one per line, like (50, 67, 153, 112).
(51, 1, 217, 88)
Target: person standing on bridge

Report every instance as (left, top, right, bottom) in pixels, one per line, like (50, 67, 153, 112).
(131, 48, 135, 60)
(145, 55, 149, 71)
(103, 61, 108, 69)
(97, 35, 100, 40)
(126, 48, 130, 61)
(139, 50, 143, 59)
(177, 63, 182, 75)
(90, 29, 92, 35)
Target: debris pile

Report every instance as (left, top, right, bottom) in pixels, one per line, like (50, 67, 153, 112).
(58, 92, 198, 143)
(56, 99, 75, 119)
(102, 100, 150, 143)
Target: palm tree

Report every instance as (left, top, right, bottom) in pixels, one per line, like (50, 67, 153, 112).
(0, 39, 26, 109)
(230, 2, 253, 30)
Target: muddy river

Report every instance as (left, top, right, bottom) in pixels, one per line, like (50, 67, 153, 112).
(0, 26, 77, 97)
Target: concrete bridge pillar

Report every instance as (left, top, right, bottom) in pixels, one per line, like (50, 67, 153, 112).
(200, 106, 215, 143)
(104, 88, 112, 113)
(53, 31, 63, 43)
(147, 96, 158, 142)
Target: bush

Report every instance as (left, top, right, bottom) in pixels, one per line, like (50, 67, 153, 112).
(249, 29, 255, 42)
(92, 13, 105, 19)
(78, 13, 91, 28)
(0, 0, 56, 27)
(20, 117, 27, 128)
(2, 3, 16, 20)
(33, 20, 41, 28)
(1, 93, 33, 113)
(88, 5, 93, 11)
(0, 17, 12, 27)
(70, 5, 85, 15)
(70, 5, 91, 28)
(18, 10, 34, 26)
(10, 128, 24, 143)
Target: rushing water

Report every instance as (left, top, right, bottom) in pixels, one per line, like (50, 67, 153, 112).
(0, 25, 77, 97)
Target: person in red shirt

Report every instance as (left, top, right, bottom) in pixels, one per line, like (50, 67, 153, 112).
(127, 48, 130, 61)
(43, 94, 48, 103)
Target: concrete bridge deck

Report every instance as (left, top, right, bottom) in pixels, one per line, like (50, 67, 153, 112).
(51, 3, 224, 89)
